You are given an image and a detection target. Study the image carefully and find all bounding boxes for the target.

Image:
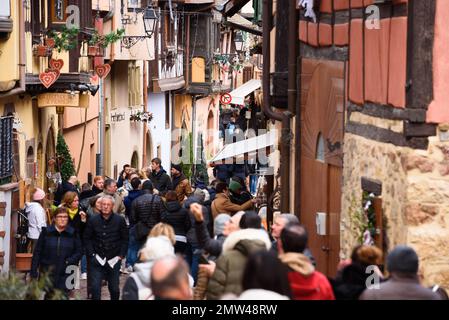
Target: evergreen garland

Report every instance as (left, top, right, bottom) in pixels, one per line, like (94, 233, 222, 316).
(56, 133, 76, 182)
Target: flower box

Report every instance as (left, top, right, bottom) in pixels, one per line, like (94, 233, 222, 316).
(15, 253, 33, 271)
(33, 45, 52, 57)
(88, 45, 105, 57)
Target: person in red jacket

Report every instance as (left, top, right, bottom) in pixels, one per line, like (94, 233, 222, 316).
(278, 223, 335, 300)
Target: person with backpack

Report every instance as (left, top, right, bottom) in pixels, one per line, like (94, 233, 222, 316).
(129, 180, 163, 245)
(30, 207, 82, 299)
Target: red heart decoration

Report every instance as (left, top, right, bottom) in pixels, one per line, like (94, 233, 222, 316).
(95, 64, 111, 79)
(49, 58, 64, 71)
(90, 74, 99, 84)
(39, 70, 60, 89)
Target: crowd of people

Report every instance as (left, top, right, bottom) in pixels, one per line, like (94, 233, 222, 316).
(24, 158, 448, 300)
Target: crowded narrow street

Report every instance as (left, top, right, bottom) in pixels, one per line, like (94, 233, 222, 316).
(0, 0, 449, 304)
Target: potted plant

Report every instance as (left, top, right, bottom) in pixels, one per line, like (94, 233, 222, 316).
(88, 28, 125, 57)
(46, 26, 80, 53)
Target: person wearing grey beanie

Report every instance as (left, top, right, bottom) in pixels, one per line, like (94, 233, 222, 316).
(214, 214, 232, 237)
(360, 245, 441, 300)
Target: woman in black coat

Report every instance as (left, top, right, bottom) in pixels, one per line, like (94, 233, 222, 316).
(161, 191, 191, 254)
(30, 207, 82, 298)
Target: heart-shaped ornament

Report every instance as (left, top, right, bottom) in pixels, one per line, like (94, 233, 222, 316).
(90, 74, 99, 85)
(95, 64, 111, 79)
(49, 58, 64, 71)
(39, 70, 60, 89)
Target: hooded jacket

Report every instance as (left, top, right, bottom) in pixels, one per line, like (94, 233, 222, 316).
(206, 228, 271, 300)
(122, 260, 155, 300)
(279, 252, 335, 300)
(26, 202, 47, 240)
(161, 200, 192, 237)
(149, 168, 172, 195)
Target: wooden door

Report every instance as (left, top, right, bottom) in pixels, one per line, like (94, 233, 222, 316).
(300, 59, 345, 276)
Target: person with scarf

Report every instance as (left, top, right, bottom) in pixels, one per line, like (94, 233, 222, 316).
(60, 191, 88, 280)
(170, 164, 192, 204)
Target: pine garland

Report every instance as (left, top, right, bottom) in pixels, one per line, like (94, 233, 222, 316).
(56, 133, 76, 182)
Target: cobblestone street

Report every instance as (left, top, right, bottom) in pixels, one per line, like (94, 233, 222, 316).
(73, 274, 130, 300)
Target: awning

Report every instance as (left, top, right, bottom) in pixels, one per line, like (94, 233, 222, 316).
(210, 130, 277, 163)
(229, 79, 261, 105)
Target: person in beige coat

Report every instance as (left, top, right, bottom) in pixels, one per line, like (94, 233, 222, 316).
(211, 182, 254, 218)
(99, 179, 126, 217)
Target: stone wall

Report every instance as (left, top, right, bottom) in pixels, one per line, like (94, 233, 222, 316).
(341, 132, 449, 288)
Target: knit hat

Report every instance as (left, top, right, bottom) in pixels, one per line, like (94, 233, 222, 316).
(171, 164, 182, 173)
(193, 188, 205, 204)
(387, 245, 419, 274)
(214, 214, 232, 236)
(229, 180, 242, 193)
(33, 188, 46, 201)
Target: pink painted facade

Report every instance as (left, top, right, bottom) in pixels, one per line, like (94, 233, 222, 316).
(63, 95, 99, 184)
(426, 0, 449, 124)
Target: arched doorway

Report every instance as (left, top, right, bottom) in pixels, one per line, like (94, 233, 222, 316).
(145, 130, 154, 166)
(131, 151, 139, 169)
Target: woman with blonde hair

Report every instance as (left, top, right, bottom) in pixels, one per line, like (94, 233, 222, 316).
(61, 191, 89, 280)
(149, 223, 176, 246)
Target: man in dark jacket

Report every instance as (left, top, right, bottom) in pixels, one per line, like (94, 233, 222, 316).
(30, 207, 82, 298)
(83, 195, 129, 300)
(359, 246, 441, 300)
(149, 158, 172, 195)
(130, 180, 163, 242)
(123, 177, 145, 272)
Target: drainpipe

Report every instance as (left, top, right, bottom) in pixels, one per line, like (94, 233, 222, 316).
(143, 60, 148, 167)
(288, 0, 301, 217)
(0, 0, 26, 99)
(262, 0, 292, 214)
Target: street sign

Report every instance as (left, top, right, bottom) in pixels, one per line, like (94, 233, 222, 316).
(220, 93, 232, 105)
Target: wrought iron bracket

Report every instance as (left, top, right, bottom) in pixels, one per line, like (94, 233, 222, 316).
(120, 36, 148, 49)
